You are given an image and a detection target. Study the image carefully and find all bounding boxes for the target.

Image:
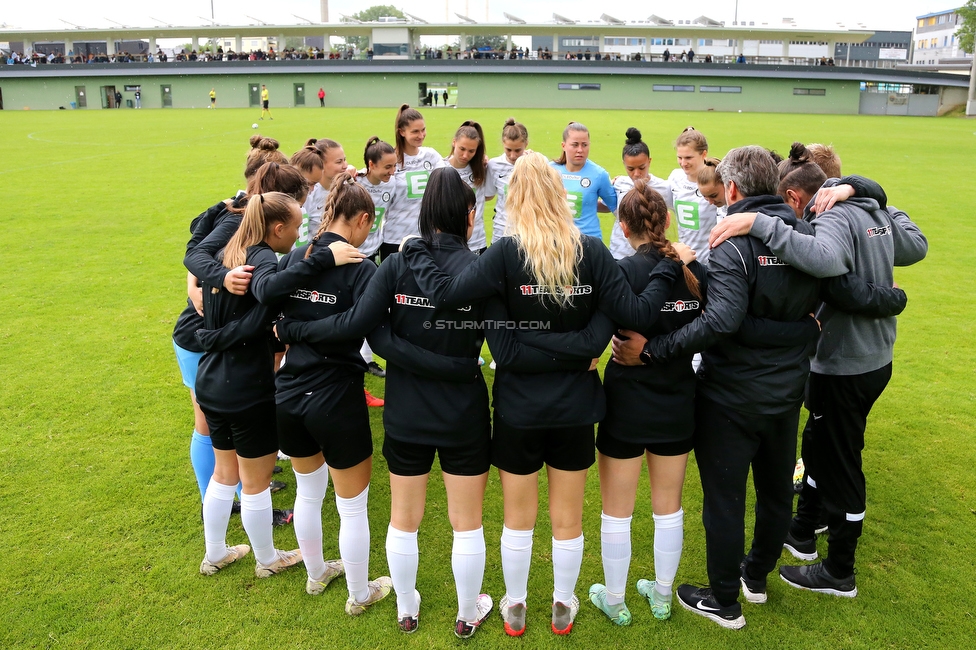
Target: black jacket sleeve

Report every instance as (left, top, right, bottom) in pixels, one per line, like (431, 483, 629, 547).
(251, 245, 338, 305)
(735, 314, 821, 348)
(483, 298, 591, 372)
(645, 240, 750, 362)
(186, 200, 231, 254)
(820, 272, 907, 317)
(400, 238, 507, 308)
(589, 242, 681, 331)
(367, 320, 481, 383)
(510, 309, 615, 359)
(840, 175, 888, 212)
(195, 303, 275, 351)
(275, 261, 394, 344)
(184, 216, 241, 288)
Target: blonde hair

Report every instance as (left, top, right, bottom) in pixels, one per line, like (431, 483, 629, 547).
(806, 143, 842, 178)
(506, 152, 582, 308)
(223, 192, 297, 269)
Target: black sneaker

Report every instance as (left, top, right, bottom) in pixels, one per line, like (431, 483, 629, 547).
(231, 501, 242, 515)
(814, 521, 829, 535)
(779, 562, 857, 598)
(366, 361, 386, 378)
(270, 480, 287, 494)
(783, 530, 818, 561)
(739, 562, 767, 604)
(676, 584, 745, 629)
(272, 508, 294, 526)
(272, 464, 283, 474)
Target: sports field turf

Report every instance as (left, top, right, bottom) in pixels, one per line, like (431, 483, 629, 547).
(0, 106, 973, 649)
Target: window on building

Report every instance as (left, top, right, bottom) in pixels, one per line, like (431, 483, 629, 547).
(700, 86, 742, 93)
(794, 88, 826, 96)
(653, 85, 695, 92)
(558, 83, 602, 90)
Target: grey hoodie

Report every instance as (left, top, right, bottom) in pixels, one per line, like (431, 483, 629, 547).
(749, 185, 927, 376)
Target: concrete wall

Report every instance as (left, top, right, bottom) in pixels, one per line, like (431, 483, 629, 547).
(858, 91, 941, 116)
(1, 60, 964, 114)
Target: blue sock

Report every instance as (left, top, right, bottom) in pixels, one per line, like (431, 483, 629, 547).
(189, 431, 215, 503)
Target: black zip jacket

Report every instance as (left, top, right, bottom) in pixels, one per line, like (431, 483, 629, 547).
(193, 243, 278, 413)
(645, 195, 822, 416)
(263, 233, 375, 404)
(400, 235, 681, 428)
(278, 234, 489, 443)
(173, 198, 236, 352)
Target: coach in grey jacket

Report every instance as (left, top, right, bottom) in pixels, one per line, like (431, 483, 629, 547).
(711, 179, 927, 598)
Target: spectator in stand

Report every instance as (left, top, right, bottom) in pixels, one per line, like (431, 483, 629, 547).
(688, 49, 695, 62)
(663, 48, 671, 62)
(443, 90, 449, 106)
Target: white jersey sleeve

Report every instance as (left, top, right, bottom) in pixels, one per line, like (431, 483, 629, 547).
(668, 168, 718, 265)
(487, 155, 515, 243)
(357, 174, 396, 257)
(384, 147, 444, 245)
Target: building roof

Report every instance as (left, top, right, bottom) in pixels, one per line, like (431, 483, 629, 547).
(915, 8, 961, 19)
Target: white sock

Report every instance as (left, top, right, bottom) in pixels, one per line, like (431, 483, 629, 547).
(552, 535, 584, 605)
(500, 527, 533, 605)
(453, 527, 486, 622)
(386, 525, 420, 617)
(241, 489, 275, 566)
(294, 464, 329, 580)
(360, 340, 374, 364)
(600, 513, 632, 606)
(336, 485, 371, 602)
(653, 509, 684, 596)
(203, 479, 238, 563)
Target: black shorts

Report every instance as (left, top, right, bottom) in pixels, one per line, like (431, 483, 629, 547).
(596, 425, 694, 459)
(204, 401, 279, 459)
(276, 379, 372, 469)
(491, 417, 595, 475)
(384, 433, 491, 477)
(262, 100, 269, 109)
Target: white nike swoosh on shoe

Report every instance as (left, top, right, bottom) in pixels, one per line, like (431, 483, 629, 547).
(696, 601, 720, 612)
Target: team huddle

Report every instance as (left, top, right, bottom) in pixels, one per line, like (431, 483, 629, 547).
(171, 104, 927, 637)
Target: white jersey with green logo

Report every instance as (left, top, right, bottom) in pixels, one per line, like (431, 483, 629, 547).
(385, 147, 445, 245)
(608, 174, 673, 260)
(303, 182, 328, 241)
(668, 168, 718, 265)
(357, 173, 396, 257)
(486, 155, 514, 243)
(446, 159, 488, 252)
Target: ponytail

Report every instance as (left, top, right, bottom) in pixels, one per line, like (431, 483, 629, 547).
(223, 192, 297, 269)
(618, 180, 701, 300)
(394, 103, 425, 166)
(364, 135, 396, 168)
(305, 172, 375, 258)
(674, 126, 708, 153)
(554, 121, 588, 166)
(502, 117, 528, 144)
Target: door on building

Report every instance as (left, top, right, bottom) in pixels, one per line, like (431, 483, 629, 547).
(161, 85, 173, 108)
(101, 86, 117, 109)
(75, 86, 87, 108)
(249, 83, 261, 107)
(294, 84, 305, 106)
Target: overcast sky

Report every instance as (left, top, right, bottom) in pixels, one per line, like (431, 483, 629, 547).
(0, 1, 953, 32)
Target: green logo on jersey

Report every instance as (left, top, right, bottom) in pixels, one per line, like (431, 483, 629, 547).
(371, 206, 384, 234)
(406, 171, 430, 199)
(566, 190, 583, 220)
(674, 200, 700, 230)
(296, 210, 311, 246)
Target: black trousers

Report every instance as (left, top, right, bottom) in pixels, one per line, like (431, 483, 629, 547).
(694, 394, 799, 606)
(791, 364, 892, 577)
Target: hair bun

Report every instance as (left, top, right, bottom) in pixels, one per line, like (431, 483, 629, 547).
(682, 126, 696, 133)
(625, 127, 642, 145)
(788, 141, 809, 163)
(504, 117, 516, 126)
(249, 134, 263, 147)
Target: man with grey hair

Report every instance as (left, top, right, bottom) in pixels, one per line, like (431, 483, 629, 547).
(618, 145, 822, 629)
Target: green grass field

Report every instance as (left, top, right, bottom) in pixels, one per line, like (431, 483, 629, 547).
(1, 106, 974, 649)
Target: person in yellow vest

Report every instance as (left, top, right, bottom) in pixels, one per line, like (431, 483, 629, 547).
(260, 85, 273, 120)
(209, 88, 216, 109)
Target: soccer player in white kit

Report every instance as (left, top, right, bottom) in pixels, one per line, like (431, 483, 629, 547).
(485, 118, 529, 244)
(607, 128, 674, 260)
(445, 120, 490, 254)
(381, 104, 446, 261)
(668, 127, 720, 266)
